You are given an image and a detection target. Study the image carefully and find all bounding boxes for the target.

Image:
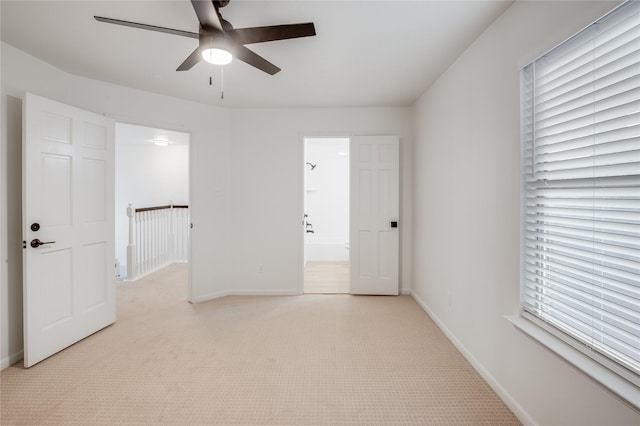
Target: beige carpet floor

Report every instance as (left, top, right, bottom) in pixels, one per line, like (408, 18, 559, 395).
(1, 263, 519, 425)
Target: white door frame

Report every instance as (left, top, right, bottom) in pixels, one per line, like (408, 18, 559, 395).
(298, 134, 400, 295)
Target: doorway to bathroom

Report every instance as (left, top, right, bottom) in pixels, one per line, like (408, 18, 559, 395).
(303, 137, 350, 294)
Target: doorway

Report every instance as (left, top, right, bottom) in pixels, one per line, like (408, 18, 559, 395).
(114, 123, 191, 282)
(303, 137, 350, 294)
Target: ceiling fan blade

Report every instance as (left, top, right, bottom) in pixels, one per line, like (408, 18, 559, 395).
(94, 16, 199, 39)
(190, 0, 223, 32)
(233, 45, 281, 75)
(177, 47, 203, 71)
(229, 23, 316, 45)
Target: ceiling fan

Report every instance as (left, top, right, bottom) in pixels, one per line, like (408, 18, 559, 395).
(94, 0, 316, 75)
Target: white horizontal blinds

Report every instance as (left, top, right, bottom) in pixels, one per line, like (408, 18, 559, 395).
(521, 0, 640, 377)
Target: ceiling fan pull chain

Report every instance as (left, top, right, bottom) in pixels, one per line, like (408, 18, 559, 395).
(221, 66, 224, 100)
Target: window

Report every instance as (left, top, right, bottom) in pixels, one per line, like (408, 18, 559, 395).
(520, 0, 640, 401)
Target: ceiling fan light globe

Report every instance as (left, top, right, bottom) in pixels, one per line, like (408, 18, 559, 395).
(202, 48, 233, 65)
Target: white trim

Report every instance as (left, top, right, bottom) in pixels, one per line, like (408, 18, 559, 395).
(190, 289, 300, 304)
(506, 315, 640, 413)
(1, 350, 24, 370)
(411, 292, 535, 426)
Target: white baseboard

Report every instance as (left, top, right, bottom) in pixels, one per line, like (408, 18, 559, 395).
(1, 350, 23, 370)
(190, 289, 299, 303)
(410, 292, 535, 426)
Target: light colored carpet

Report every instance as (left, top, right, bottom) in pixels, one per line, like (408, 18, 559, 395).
(304, 261, 349, 294)
(1, 263, 520, 425)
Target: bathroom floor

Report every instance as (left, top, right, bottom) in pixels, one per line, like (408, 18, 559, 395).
(304, 261, 349, 294)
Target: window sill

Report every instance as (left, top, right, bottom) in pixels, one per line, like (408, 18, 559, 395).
(505, 314, 640, 413)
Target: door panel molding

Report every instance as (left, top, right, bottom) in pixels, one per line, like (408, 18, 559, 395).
(23, 93, 115, 367)
(350, 136, 399, 295)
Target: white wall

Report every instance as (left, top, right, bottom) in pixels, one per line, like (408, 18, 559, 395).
(228, 108, 413, 297)
(304, 138, 349, 262)
(2, 4, 635, 423)
(1, 42, 234, 366)
(411, 1, 639, 425)
(115, 126, 189, 274)
(1, 42, 413, 365)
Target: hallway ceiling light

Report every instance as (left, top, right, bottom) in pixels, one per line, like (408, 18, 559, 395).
(153, 137, 170, 147)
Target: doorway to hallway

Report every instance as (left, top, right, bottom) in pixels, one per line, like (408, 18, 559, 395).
(114, 123, 191, 282)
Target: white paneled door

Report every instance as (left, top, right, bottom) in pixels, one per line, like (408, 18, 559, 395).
(23, 93, 115, 367)
(350, 136, 399, 295)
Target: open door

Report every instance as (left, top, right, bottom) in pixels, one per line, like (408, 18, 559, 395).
(22, 93, 115, 367)
(350, 136, 399, 295)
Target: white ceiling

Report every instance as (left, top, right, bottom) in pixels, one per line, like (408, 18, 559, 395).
(1, 0, 512, 108)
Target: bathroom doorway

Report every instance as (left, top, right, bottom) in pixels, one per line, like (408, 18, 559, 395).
(303, 137, 350, 294)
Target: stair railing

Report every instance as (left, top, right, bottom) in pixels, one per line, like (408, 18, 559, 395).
(126, 202, 189, 280)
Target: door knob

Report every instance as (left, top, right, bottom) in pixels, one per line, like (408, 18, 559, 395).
(30, 239, 55, 248)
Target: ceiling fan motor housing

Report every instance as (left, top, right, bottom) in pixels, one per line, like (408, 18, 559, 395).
(200, 32, 234, 55)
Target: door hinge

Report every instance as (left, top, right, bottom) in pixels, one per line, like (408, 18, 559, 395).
(22, 241, 27, 249)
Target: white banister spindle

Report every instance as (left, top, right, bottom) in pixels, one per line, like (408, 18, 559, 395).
(176, 207, 183, 261)
(138, 211, 143, 277)
(124, 201, 190, 281)
(126, 204, 137, 280)
(168, 201, 176, 263)
(149, 210, 155, 273)
(159, 210, 164, 266)
(143, 211, 148, 274)
(138, 211, 144, 276)
(150, 210, 155, 273)
(166, 206, 171, 263)
(143, 211, 149, 276)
